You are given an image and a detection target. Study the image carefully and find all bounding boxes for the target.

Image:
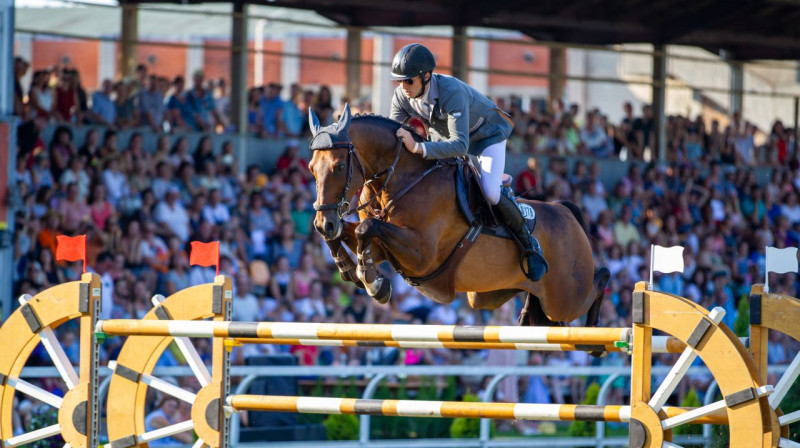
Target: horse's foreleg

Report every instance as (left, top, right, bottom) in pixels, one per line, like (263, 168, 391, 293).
(325, 222, 364, 287)
(354, 218, 419, 304)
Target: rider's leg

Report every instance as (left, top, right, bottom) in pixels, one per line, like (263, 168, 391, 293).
(479, 141, 548, 282)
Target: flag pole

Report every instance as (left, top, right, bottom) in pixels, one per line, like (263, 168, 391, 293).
(83, 235, 87, 274)
(765, 246, 769, 293)
(649, 244, 654, 291)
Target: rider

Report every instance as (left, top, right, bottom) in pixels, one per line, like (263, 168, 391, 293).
(389, 43, 548, 282)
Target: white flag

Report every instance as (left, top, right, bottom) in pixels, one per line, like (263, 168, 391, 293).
(766, 247, 799, 274)
(652, 245, 684, 274)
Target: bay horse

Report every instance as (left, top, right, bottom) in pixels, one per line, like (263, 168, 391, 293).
(308, 104, 609, 326)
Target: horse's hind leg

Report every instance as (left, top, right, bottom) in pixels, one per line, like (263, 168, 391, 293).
(584, 267, 611, 327)
(521, 293, 564, 327)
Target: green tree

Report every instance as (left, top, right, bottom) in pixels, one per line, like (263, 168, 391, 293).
(568, 382, 600, 437)
(450, 393, 493, 438)
(733, 294, 750, 337)
(323, 414, 359, 440)
(28, 405, 64, 448)
(673, 387, 703, 442)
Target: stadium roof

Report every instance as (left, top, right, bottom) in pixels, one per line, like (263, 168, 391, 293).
(116, 0, 800, 61)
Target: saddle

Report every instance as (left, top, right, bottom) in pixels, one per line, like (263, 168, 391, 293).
(396, 156, 536, 303)
(454, 155, 536, 239)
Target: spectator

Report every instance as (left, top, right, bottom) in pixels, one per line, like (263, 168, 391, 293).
(28, 70, 53, 121)
(13, 57, 29, 119)
(185, 70, 221, 132)
(201, 189, 230, 226)
(138, 74, 166, 132)
(154, 186, 190, 243)
(144, 397, 194, 446)
(53, 69, 80, 124)
(259, 83, 284, 138)
(166, 76, 194, 131)
(49, 126, 76, 180)
(113, 81, 137, 129)
(313, 85, 334, 126)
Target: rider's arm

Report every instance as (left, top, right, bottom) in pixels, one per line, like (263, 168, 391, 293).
(389, 88, 410, 123)
(420, 91, 469, 159)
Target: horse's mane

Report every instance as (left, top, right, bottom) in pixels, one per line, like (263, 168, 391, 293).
(352, 113, 424, 142)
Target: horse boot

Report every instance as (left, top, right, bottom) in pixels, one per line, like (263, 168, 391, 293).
(494, 194, 549, 282)
(357, 249, 392, 304)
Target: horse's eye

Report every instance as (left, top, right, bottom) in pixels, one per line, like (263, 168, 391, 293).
(335, 164, 346, 173)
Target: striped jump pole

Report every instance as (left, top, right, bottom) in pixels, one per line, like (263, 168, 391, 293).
(226, 395, 729, 426)
(229, 336, 689, 354)
(96, 320, 632, 346)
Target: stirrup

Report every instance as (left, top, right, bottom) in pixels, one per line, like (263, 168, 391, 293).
(519, 239, 549, 282)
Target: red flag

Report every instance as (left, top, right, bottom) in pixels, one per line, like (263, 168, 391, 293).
(190, 241, 220, 276)
(56, 234, 87, 273)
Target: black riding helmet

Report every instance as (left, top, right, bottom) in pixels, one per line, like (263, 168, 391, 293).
(390, 43, 436, 98)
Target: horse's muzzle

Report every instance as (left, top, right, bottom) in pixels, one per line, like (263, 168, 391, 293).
(315, 214, 343, 241)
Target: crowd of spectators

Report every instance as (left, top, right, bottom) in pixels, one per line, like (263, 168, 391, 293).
(501, 96, 793, 167)
(12, 58, 355, 139)
(8, 58, 800, 437)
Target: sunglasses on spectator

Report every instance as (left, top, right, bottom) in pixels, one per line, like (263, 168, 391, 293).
(396, 78, 415, 85)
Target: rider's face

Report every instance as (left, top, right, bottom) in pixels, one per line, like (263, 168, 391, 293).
(397, 75, 424, 98)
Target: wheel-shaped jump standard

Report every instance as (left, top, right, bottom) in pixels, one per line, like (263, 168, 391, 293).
(105, 275, 232, 448)
(629, 281, 777, 447)
(0, 273, 101, 448)
(750, 284, 800, 448)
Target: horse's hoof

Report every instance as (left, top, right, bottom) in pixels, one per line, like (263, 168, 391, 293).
(594, 267, 611, 290)
(372, 278, 392, 304)
(589, 350, 608, 359)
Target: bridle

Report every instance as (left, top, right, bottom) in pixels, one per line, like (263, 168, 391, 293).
(312, 141, 364, 220)
(312, 134, 404, 222)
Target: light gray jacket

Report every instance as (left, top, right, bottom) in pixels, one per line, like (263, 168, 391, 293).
(390, 74, 513, 159)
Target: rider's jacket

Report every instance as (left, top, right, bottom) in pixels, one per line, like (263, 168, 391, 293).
(390, 74, 513, 159)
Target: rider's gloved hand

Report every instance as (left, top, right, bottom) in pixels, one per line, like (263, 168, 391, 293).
(395, 127, 423, 155)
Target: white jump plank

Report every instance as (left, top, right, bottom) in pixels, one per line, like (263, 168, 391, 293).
(661, 399, 727, 430)
(5, 424, 61, 447)
(779, 438, 800, 448)
(779, 409, 800, 426)
(39, 326, 80, 390)
(139, 372, 196, 404)
(770, 351, 800, 409)
(137, 420, 194, 443)
(650, 308, 724, 412)
(151, 295, 213, 387)
(7, 377, 63, 409)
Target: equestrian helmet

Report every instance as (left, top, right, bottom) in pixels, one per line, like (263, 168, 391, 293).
(390, 43, 436, 80)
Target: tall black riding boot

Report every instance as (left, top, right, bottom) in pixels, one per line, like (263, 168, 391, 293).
(494, 194, 549, 282)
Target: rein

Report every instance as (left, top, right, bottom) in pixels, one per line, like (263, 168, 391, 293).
(315, 133, 448, 222)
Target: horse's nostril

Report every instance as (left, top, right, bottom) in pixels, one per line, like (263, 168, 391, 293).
(325, 221, 335, 233)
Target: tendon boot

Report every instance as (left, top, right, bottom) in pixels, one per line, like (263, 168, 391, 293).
(494, 194, 549, 282)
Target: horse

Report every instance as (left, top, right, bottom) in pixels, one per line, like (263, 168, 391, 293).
(308, 104, 609, 327)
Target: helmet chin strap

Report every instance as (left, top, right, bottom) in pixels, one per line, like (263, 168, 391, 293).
(413, 72, 431, 99)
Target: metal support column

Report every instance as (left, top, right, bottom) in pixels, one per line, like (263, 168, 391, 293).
(793, 97, 799, 160)
(452, 26, 468, 81)
(119, 3, 138, 80)
(231, 2, 248, 172)
(0, 0, 15, 319)
(729, 60, 744, 117)
(372, 34, 393, 116)
(652, 43, 667, 162)
(345, 29, 362, 102)
(548, 47, 566, 108)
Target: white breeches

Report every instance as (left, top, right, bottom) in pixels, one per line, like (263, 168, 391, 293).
(478, 140, 506, 205)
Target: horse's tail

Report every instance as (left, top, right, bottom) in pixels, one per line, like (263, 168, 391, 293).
(557, 200, 589, 237)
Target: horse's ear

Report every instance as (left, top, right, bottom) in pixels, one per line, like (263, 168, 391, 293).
(337, 103, 352, 131)
(309, 108, 321, 136)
